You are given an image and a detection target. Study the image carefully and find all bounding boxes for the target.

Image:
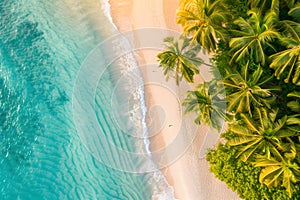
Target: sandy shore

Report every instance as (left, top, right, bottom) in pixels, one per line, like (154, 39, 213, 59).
(109, 0, 240, 199)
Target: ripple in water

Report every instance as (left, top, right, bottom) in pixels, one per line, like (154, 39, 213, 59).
(0, 0, 174, 199)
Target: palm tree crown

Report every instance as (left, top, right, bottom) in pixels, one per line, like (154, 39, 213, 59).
(157, 35, 203, 85)
(269, 5, 300, 85)
(229, 9, 280, 65)
(254, 153, 300, 197)
(247, 0, 280, 13)
(177, 0, 228, 53)
(287, 91, 300, 112)
(228, 108, 300, 162)
(182, 81, 226, 131)
(223, 63, 279, 116)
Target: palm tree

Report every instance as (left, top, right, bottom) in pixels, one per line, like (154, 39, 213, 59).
(157, 35, 204, 85)
(176, 0, 229, 53)
(286, 0, 297, 9)
(223, 62, 279, 116)
(287, 91, 300, 113)
(269, 38, 300, 85)
(269, 6, 300, 84)
(247, 0, 279, 14)
(227, 108, 300, 162)
(182, 81, 226, 130)
(229, 9, 280, 65)
(254, 154, 300, 197)
(287, 1, 300, 15)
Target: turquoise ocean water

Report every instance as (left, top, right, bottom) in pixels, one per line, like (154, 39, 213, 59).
(0, 0, 173, 199)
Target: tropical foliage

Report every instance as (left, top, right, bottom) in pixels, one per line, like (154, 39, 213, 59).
(177, 0, 229, 53)
(207, 143, 300, 200)
(157, 35, 203, 85)
(227, 108, 300, 163)
(248, 0, 280, 13)
(229, 9, 279, 65)
(182, 81, 226, 130)
(269, 8, 300, 84)
(157, 0, 300, 198)
(223, 62, 279, 115)
(254, 154, 300, 197)
(288, 91, 300, 112)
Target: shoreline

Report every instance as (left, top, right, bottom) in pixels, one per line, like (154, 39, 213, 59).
(108, 0, 240, 199)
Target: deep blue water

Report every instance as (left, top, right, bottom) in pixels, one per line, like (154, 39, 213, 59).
(0, 0, 172, 199)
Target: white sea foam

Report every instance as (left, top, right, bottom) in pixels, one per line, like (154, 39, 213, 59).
(99, 1, 175, 199)
(99, 0, 117, 29)
(108, 30, 175, 200)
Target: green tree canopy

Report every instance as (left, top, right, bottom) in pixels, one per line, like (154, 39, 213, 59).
(288, 91, 300, 112)
(157, 35, 203, 85)
(223, 62, 279, 115)
(182, 81, 226, 130)
(227, 108, 300, 162)
(254, 154, 300, 197)
(229, 9, 280, 65)
(269, 5, 300, 85)
(177, 0, 229, 53)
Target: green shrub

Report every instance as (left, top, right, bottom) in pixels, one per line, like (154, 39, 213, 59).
(207, 144, 300, 200)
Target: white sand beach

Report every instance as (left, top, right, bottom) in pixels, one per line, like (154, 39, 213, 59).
(109, 0, 240, 199)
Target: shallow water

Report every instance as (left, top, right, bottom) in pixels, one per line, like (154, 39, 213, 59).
(0, 0, 173, 199)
